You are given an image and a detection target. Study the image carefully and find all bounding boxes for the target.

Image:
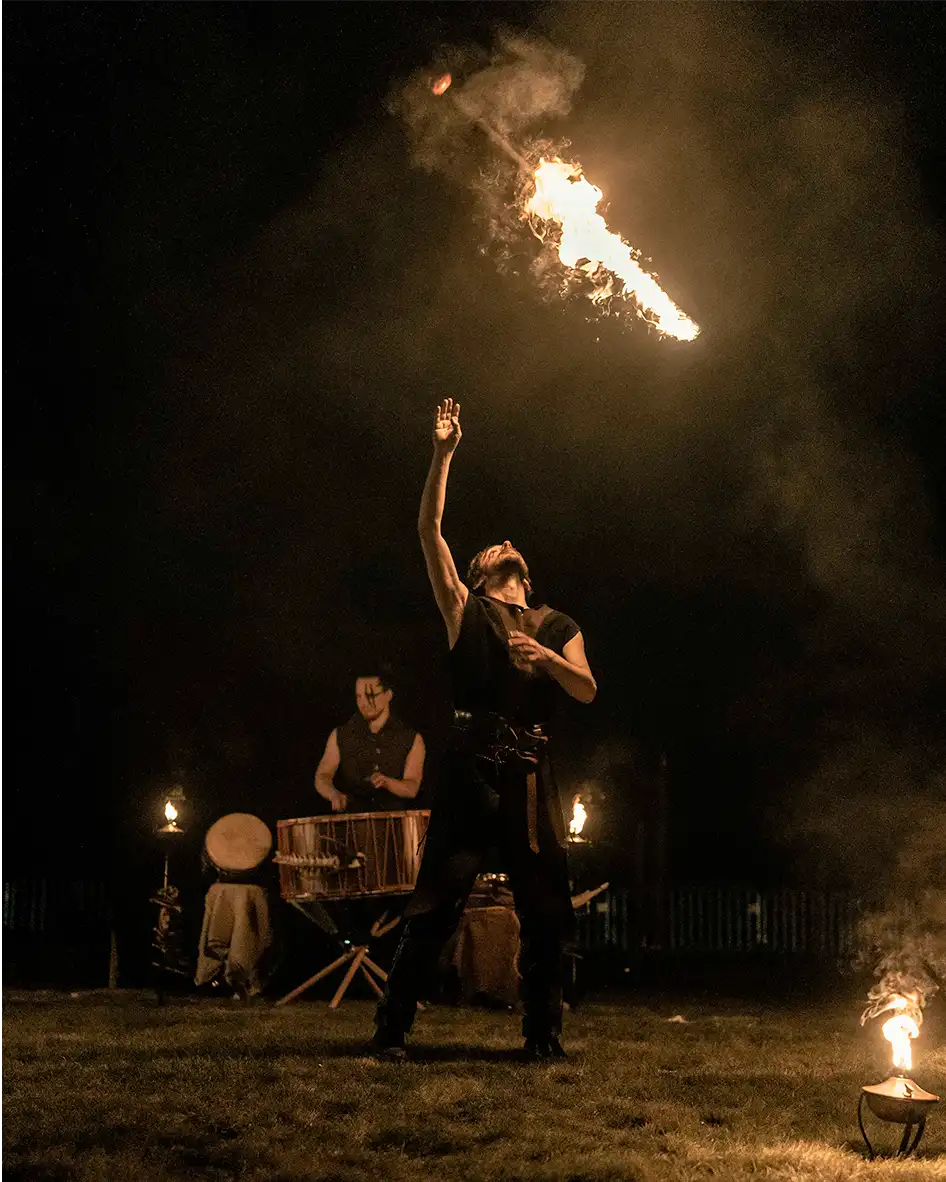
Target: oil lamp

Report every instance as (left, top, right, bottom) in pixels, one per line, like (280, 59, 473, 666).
(568, 794, 588, 843)
(157, 785, 186, 835)
(859, 1001, 940, 1158)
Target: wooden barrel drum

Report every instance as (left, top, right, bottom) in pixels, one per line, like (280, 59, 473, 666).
(275, 810, 430, 901)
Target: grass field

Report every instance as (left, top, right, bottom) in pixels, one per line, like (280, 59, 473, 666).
(3, 989, 945, 1181)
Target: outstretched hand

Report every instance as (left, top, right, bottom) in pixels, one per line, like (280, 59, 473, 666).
(433, 397, 462, 456)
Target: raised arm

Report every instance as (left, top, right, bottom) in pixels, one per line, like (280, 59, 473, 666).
(418, 398, 468, 648)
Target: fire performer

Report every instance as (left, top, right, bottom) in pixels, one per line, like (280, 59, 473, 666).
(372, 398, 596, 1060)
(314, 669, 426, 813)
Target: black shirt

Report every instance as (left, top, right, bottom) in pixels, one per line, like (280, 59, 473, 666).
(448, 594, 580, 729)
(335, 712, 418, 812)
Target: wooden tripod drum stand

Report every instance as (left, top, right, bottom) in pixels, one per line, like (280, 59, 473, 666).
(273, 809, 430, 1009)
(276, 910, 400, 1008)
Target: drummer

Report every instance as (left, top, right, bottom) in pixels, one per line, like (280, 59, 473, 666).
(314, 667, 426, 813)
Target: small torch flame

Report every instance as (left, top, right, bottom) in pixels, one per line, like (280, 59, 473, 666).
(432, 73, 452, 96)
(525, 158, 699, 341)
(883, 1011, 920, 1072)
(569, 795, 587, 838)
(164, 800, 178, 823)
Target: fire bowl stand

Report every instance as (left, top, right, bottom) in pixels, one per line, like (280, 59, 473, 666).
(858, 1077, 940, 1160)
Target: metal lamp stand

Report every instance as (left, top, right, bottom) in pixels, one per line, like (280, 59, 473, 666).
(151, 822, 187, 1005)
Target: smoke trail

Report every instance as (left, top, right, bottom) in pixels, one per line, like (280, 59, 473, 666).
(388, 29, 584, 179)
(857, 790, 946, 1031)
(387, 30, 585, 294)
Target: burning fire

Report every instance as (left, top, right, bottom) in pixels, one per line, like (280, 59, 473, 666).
(430, 72, 697, 338)
(569, 795, 587, 838)
(525, 158, 700, 341)
(164, 800, 179, 823)
(882, 1002, 920, 1072)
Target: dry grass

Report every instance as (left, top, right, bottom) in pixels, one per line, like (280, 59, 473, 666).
(3, 990, 945, 1181)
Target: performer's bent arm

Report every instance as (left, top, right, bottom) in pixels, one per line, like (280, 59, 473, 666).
(314, 729, 347, 811)
(418, 398, 468, 649)
(508, 629, 597, 704)
(370, 734, 426, 800)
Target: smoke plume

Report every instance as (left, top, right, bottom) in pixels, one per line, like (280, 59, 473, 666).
(388, 30, 583, 179)
(857, 790, 946, 1030)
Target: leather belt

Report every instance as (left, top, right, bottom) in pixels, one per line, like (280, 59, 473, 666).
(452, 711, 546, 854)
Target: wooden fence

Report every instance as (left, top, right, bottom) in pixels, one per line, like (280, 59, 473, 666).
(3, 878, 111, 934)
(575, 885, 864, 957)
(5, 878, 866, 984)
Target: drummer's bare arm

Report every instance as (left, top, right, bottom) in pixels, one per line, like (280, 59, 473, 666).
(314, 730, 347, 812)
(419, 398, 468, 649)
(369, 734, 426, 800)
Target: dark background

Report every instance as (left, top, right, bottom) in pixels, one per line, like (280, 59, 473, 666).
(5, 2, 945, 919)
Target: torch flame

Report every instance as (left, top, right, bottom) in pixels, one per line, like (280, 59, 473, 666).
(882, 1011, 920, 1072)
(164, 800, 178, 823)
(432, 73, 452, 96)
(569, 796, 587, 838)
(524, 158, 699, 341)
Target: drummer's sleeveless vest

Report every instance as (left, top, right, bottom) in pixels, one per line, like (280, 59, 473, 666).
(335, 712, 417, 811)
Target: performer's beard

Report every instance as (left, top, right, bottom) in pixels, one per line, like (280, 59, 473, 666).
(491, 554, 529, 583)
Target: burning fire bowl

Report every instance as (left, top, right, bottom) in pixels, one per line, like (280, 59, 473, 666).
(858, 1076, 940, 1159)
(862, 1076, 939, 1124)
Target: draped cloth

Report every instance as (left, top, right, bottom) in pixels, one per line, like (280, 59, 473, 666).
(450, 906, 521, 1006)
(448, 876, 521, 1007)
(195, 883, 276, 996)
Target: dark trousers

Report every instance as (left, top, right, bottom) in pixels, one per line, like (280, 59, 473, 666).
(375, 746, 574, 1041)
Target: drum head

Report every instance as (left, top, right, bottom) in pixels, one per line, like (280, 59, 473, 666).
(205, 813, 272, 872)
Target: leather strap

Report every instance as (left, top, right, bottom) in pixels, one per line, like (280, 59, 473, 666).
(526, 769, 539, 854)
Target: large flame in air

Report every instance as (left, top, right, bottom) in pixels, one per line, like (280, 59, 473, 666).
(569, 796, 587, 838)
(883, 1001, 920, 1071)
(164, 800, 178, 823)
(525, 158, 699, 341)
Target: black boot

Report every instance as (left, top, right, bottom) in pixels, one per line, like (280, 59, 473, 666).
(520, 1034, 566, 1061)
(368, 1027, 407, 1061)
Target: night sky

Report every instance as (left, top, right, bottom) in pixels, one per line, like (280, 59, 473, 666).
(6, 2, 945, 891)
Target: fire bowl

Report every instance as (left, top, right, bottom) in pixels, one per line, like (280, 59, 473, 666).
(862, 1076, 939, 1124)
(858, 1076, 940, 1159)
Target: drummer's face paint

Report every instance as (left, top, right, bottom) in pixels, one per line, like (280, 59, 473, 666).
(355, 677, 392, 723)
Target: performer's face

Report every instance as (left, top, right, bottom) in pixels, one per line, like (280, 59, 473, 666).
(477, 540, 530, 587)
(355, 677, 392, 722)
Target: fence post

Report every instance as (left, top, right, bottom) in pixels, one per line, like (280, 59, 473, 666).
(108, 928, 119, 989)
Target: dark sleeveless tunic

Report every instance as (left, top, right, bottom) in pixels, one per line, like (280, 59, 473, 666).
(335, 712, 417, 812)
(406, 594, 581, 937)
(449, 595, 579, 727)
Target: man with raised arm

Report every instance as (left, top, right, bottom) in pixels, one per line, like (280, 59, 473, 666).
(372, 398, 596, 1060)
